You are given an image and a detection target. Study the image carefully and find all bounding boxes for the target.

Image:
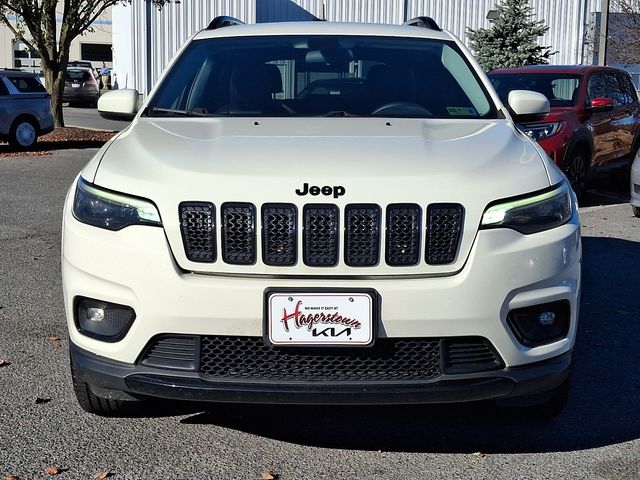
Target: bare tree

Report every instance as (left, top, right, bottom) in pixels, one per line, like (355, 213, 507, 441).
(0, 1, 169, 127)
(585, 0, 640, 66)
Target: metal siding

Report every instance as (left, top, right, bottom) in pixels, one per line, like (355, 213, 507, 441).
(113, 0, 605, 95)
(257, 0, 322, 22)
(325, 0, 405, 24)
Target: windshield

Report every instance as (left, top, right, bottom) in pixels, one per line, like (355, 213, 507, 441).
(147, 35, 497, 119)
(490, 73, 582, 107)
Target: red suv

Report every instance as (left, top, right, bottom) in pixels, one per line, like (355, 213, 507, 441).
(489, 65, 640, 199)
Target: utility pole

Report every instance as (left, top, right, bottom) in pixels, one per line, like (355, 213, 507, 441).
(598, 0, 610, 65)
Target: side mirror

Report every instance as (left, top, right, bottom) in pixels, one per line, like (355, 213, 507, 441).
(507, 90, 550, 123)
(589, 97, 614, 112)
(97, 89, 139, 121)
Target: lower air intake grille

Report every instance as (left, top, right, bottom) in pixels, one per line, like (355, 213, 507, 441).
(200, 336, 442, 382)
(386, 204, 421, 266)
(442, 337, 503, 374)
(262, 204, 297, 266)
(179, 202, 216, 263)
(426, 204, 464, 265)
(303, 204, 339, 266)
(221, 203, 256, 265)
(345, 204, 381, 266)
(139, 335, 199, 371)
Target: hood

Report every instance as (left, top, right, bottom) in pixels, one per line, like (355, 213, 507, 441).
(89, 117, 551, 276)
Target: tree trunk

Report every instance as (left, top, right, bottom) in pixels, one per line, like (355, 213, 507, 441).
(43, 64, 67, 128)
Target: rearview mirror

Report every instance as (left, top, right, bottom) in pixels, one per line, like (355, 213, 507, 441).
(507, 90, 550, 123)
(589, 97, 614, 112)
(97, 89, 139, 121)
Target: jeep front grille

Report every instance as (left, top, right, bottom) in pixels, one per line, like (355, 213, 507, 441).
(179, 202, 464, 268)
(221, 203, 256, 265)
(303, 204, 339, 267)
(262, 203, 297, 266)
(426, 204, 464, 265)
(179, 202, 216, 263)
(386, 204, 421, 266)
(345, 204, 381, 266)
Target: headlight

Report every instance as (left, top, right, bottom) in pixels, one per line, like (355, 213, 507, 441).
(519, 122, 563, 141)
(73, 177, 162, 231)
(480, 182, 572, 234)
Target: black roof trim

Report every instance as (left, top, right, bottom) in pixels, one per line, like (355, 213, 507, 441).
(403, 16, 442, 31)
(206, 16, 245, 30)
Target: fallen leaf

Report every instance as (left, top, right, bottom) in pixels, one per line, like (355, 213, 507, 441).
(44, 465, 62, 475)
(35, 397, 51, 405)
(94, 470, 112, 480)
(472, 452, 486, 458)
(4, 474, 20, 480)
(262, 471, 279, 480)
(0, 358, 9, 367)
(46, 336, 62, 350)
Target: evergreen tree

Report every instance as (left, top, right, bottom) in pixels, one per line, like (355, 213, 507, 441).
(467, 0, 556, 71)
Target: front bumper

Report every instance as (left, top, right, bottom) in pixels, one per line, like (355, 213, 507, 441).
(71, 342, 572, 404)
(631, 156, 640, 208)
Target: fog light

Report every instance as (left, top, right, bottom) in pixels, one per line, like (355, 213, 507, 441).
(87, 307, 105, 322)
(507, 301, 569, 347)
(538, 311, 556, 325)
(76, 297, 136, 342)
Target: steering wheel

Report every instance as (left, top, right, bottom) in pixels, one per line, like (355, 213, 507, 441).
(371, 101, 432, 116)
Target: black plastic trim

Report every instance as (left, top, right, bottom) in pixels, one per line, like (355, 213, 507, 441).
(179, 201, 216, 263)
(302, 204, 340, 267)
(70, 342, 572, 405)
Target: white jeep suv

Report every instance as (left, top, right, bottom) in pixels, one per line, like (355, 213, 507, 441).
(62, 17, 581, 416)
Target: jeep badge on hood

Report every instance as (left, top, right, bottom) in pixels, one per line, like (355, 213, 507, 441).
(295, 183, 346, 198)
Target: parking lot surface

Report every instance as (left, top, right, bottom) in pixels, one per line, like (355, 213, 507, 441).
(0, 149, 639, 479)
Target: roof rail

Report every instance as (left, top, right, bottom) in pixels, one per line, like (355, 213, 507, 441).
(206, 16, 244, 30)
(403, 16, 442, 31)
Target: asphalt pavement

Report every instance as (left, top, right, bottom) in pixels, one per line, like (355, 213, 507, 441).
(63, 106, 130, 132)
(0, 149, 639, 479)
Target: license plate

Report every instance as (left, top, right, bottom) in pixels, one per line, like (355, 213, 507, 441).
(72, 83, 80, 88)
(267, 291, 374, 346)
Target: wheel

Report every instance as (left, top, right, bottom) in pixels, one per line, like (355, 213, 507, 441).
(564, 148, 589, 201)
(71, 359, 132, 416)
(9, 117, 38, 149)
(497, 376, 570, 420)
(633, 205, 640, 217)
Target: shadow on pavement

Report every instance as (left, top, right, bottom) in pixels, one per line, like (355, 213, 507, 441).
(177, 236, 640, 454)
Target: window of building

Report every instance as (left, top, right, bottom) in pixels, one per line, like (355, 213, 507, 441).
(80, 43, 112, 63)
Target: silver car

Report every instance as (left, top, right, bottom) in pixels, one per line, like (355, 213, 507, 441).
(632, 155, 640, 217)
(0, 69, 54, 149)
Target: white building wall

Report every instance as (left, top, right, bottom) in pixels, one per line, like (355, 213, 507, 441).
(112, 0, 605, 95)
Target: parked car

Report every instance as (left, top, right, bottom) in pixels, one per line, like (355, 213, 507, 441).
(65, 17, 580, 417)
(68, 60, 100, 83)
(64, 67, 100, 107)
(0, 69, 54, 149)
(489, 65, 640, 200)
(631, 155, 640, 216)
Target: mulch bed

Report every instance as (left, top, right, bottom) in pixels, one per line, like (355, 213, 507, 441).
(0, 127, 116, 157)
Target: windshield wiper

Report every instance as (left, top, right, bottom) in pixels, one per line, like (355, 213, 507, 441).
(146, 107, 208, 117)
(320, 111, 355, 117)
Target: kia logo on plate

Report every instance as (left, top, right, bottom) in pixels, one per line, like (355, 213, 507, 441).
(295, 182, 345, 198)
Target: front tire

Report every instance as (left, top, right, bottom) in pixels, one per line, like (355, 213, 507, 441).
(9, 118, 38, 150)
(565, 148, 589, 201)
(71, 360, 133, 416)
(633, 205, 640, 217)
